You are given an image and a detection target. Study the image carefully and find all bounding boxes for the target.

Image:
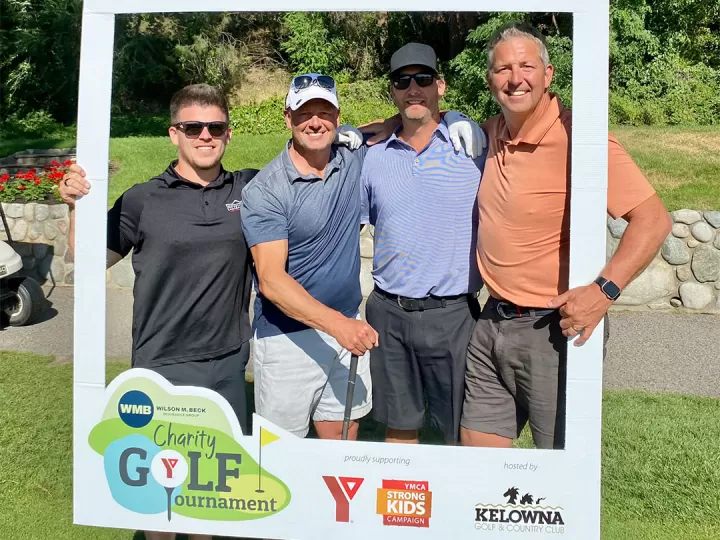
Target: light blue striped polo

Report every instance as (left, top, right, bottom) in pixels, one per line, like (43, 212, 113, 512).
(360, 120, 485, 297)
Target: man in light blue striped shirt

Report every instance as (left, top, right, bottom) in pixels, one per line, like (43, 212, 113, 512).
(360, 43, 486, 445)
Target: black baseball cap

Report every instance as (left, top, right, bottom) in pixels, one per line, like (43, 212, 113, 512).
(390, 43, 438, 76)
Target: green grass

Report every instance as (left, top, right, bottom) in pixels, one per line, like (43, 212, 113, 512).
(1, 351, 719, 540)
(3, 124, 720, 210)
(612, 125, 720, 211)
(108, 134, 288, 204)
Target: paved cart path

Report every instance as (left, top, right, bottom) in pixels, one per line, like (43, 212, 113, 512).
(2, 287, 719, 398)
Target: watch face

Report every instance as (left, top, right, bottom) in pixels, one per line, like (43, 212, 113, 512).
(603, 281, 621, 300)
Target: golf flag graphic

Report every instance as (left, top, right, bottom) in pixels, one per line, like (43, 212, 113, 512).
(257, 427, 279, 492)
(261, 427, 280, 447)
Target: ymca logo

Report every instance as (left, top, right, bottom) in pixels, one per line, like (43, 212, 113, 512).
(161, 457, 179, 477)
(149, 450, 188, 491)
(376, 479, 432, 528)
(117, 390, 154, 428)
(225, 199, 242, 212)
(323, 476, 364, 522)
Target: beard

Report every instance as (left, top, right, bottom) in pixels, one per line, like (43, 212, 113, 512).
(401, 103, 436, 124)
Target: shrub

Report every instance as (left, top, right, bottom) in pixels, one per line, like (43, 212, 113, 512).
(0, 111, 68, 139)
(229, 97, 286, 135)
(0, 160, 70, 203)
(281, 13, 347, 76)
(609, 53, 720, 125)
(174, 33, 246, 95)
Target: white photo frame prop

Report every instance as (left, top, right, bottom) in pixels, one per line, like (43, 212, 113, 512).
(74, 1, 609, 538)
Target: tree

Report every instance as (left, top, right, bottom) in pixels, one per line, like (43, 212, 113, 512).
(1, 0, 83, 123)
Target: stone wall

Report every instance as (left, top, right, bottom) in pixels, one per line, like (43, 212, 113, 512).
(610, 210, 720, 312)
(1, 202, 73, 285)
(1, 148, 78, 286)
(0, 147, 77, 176)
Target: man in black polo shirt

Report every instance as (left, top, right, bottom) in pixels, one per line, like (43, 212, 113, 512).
(62, 84, 245, 540)
(63, 85, 255, 438)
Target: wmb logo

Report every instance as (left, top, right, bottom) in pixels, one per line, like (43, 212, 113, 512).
(118, 390, 154, 428)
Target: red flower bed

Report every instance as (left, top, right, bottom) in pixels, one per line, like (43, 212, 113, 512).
(0, 160, 71, 203)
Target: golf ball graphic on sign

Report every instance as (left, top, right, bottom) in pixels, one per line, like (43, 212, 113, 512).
(151, 449, 188, 488)
(151, 449, 188, 521)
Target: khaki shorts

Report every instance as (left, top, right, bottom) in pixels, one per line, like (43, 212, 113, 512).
(461, 298, 609, 449)
(253, 316, 372, 438)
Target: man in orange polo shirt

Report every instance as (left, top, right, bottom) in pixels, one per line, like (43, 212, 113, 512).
(460, 22, 672, 449)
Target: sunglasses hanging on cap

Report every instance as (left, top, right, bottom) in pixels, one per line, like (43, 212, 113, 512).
(291, 74, 336, 92)
(391, 73, 436, 90)
(172, 121, 228, 139)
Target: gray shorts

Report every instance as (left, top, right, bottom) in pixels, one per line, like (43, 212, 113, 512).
(461, 298, 608, 449)
(253, 315, 372, 438)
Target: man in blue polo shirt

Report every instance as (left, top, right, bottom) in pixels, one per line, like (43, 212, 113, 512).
(241, 75, 377, 440)
(361, 43, 486, 445)
(241, 73, 483, 440)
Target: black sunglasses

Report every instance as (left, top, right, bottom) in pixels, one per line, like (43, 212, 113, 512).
(172, 121, 229, 138)
(391, 73, 436, 90)
(291, 74, 336, 92)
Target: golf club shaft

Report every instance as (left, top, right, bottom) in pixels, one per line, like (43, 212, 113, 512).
(341, 353, 359, 440)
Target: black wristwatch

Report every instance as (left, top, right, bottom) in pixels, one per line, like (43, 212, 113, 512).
(594, 277, 621, 301)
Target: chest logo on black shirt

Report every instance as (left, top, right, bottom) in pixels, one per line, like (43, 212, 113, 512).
(225, 200, 242, 212)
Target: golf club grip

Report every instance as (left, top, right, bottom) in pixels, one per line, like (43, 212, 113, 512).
(341, 353, 359, 440)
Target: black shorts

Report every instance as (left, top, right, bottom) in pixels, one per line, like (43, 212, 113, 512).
(151, 342, 250, 434)
(365, 289, 479, 443)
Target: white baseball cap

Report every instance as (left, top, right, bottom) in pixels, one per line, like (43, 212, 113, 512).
(285, 73, 339, 111)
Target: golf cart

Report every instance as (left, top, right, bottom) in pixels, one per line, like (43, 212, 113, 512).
(0, 203, 46, 326)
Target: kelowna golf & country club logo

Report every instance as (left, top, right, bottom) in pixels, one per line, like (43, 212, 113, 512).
(376, 479, 432, 528)
(475, 486, 565, 534)
(89, 379, 291, 522)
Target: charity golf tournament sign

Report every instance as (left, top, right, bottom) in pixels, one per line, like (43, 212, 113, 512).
(89, 371, 290, 523)
(73, 1, 610, 538)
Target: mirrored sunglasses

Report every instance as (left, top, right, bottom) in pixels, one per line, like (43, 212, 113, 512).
(172, 121, 229, 139)
(292, 74, 336, 92)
